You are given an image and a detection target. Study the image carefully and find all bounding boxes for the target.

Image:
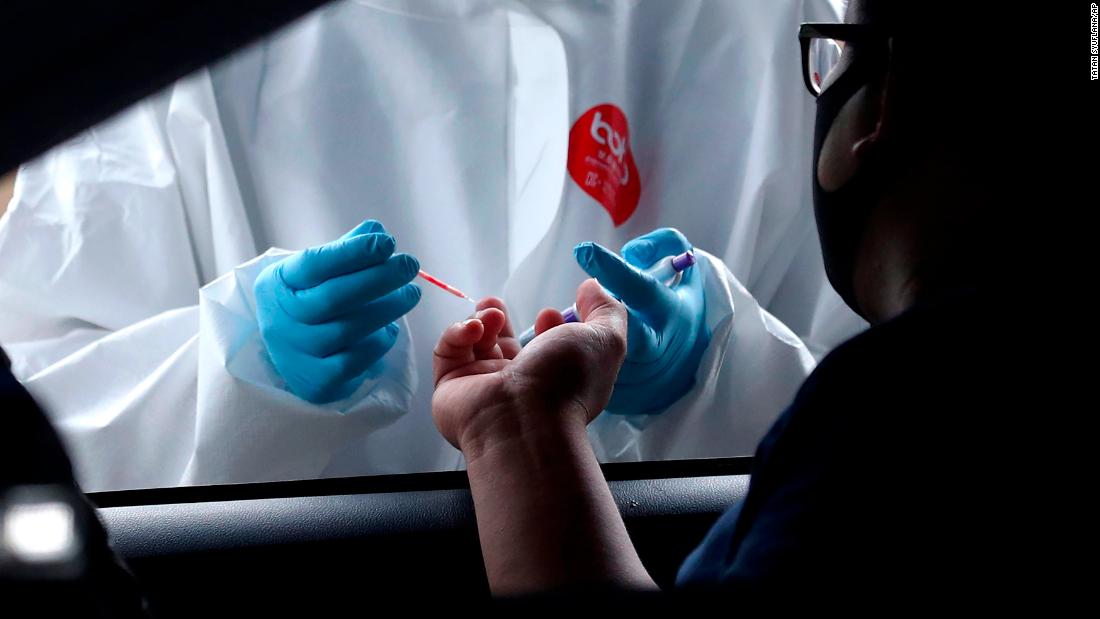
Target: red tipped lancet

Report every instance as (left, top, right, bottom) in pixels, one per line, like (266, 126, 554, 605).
(418, 269, 476, 304)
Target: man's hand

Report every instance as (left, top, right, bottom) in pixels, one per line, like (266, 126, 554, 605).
(431, 280, 654, 595)
(432, 279, 627, 461)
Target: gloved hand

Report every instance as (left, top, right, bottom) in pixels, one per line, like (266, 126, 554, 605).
(573, 228, 710, 415)
(254, 220, 422, 403)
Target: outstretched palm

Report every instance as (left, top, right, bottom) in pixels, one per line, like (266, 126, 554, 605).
(431, 282, 627, 453)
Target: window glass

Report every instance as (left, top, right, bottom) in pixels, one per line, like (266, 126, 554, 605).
(0, 0, 863, 492)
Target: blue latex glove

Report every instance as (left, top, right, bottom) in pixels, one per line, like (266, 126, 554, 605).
(254, 220, 422, 403)
(573, 228, 710, 415)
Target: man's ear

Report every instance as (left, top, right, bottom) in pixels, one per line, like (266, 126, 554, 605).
(852, 40, 897, 161)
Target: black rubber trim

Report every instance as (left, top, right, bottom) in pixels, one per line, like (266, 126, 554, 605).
(97, 474, 751, 606)
(98, 475, 751, 558)
(89, 457, 753, 508)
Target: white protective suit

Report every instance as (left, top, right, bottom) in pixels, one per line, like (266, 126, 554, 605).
(0, 0, 862, 491)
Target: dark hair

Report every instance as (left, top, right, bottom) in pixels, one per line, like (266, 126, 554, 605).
(858, 0, 1016, 198)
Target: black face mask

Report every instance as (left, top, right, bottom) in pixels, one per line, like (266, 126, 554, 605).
(811, 54, 889, 319)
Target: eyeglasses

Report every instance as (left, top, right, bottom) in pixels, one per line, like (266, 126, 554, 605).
(798, 23, 890, 97)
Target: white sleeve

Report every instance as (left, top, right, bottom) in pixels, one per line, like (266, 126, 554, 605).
(186, 249, 416, 486)
(588, 250, 817, 462)
(0, 105, 206, 491)
(0, 75, 414, 492)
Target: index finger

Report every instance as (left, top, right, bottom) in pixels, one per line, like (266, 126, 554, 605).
(281, 233, 396, 290)
(433, 317, 484, 387)
(574, 242, 676, 325)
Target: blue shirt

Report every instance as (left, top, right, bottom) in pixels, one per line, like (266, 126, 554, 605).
(675, 288, 1034, 595)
